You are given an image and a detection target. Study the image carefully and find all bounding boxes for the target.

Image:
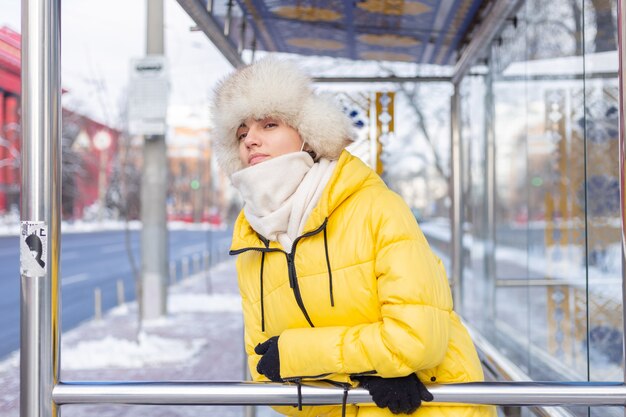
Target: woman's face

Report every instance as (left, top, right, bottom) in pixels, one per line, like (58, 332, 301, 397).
(237, 117, 303, 167)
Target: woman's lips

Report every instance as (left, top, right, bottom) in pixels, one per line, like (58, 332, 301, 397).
(249, 154, 269, 165)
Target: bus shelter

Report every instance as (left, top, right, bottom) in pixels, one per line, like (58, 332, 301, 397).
(19, 0, 626, 416)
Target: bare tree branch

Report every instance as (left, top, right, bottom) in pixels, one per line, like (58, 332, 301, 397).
(378, 64, 449, 182)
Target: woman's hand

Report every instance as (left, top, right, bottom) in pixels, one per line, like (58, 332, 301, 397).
(352, 374, 433, 414)
(255, 336, 283, 382)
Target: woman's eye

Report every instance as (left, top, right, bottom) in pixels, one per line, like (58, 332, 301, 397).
(265, 123, 277, 128)
(238, 132, 247, 141)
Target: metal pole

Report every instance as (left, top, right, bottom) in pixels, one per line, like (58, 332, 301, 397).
(193, 254, 200, 274)
(94, 288, 102, 320)
(52, 381, 626, 406)
(450, 85, 464, 310)
(224, 0, 233, 37)
(182, 256, 189, 279)
(169, 261, 177, 284)
(485, 52, 497, 331)
(617, 0, 626, 403)
(251, 36, 257, 63)
(452, 0, 524, 84)
(20, 0, 61, 416)
(141, 0, 169, 319)
(116, 280, 125, 305)
(243, 334, 256, 417)
(312, 76, 452, 84)
(175, 0, 244, 68)
(238, 16, 246, 55)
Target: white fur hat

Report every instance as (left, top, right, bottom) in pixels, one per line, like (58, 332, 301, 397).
(211, 57, 353, 176)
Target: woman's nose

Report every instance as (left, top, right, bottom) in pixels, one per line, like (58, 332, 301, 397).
(243, 126, 261, 146)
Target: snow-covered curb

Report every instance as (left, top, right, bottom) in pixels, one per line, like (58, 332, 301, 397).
(61, 334, 206, 370)
(0, 220, 227, 237)
(59, 289, 242, 370)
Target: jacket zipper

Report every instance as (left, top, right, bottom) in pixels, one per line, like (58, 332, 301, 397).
(229, 220, 328, 328)
(280, 220, 328, 328)
(282, 372, 332, 382)
(349, 370, 377, 377)
(229, 245, 280, 256)
(230, 244, 315, 327)
(286, 251, 314, 327)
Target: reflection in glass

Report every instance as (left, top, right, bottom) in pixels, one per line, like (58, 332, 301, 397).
(460, 0, 623, 408)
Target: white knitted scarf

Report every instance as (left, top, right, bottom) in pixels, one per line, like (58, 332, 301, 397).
(231, 152, 336, 252)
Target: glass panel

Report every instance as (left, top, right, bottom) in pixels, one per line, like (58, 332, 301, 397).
(461, 0, 624, 407)
(583, 0, 623, 384)
(491, 10, 532, 371)
(460, 73, 490, 333)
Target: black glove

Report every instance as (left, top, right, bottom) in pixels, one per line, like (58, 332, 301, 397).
(255, 336, 283, 382)
(352, 374, 433, 414)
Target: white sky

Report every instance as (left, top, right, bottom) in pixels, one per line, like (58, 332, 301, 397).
(0, 0, 234, 128)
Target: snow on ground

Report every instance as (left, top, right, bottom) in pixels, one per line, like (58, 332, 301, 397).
(58, 292, 243, 370)
(0, 219, 227, 237)
(62, 332, 206, 370)
(168, 293, 242, 314)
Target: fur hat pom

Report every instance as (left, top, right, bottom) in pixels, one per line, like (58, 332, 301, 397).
(210, 57, 353, 176)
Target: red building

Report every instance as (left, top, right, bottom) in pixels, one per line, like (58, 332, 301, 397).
(61, 109, 120, 219)
(0, 26, 120, 219)
(0, 26, 21, 213)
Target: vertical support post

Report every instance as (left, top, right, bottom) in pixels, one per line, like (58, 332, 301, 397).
(485, 52, 497, 330)
(224, 0, 233, 37)
(116, 280, 125, 306)
(243, 330, 256, 417)
(169, 261, 177, 284)
(20, 0, 61, 416)
(450, 85, 464, 311)
(617, 0, 626, 402)
(192, 254, 199, 274)
(182, 256, 189, 280)
(251, 36, 257, 63)
(94, 288, 102, 320)
(238, 16, 246, 55)
(141, 0, 168, 319)
(193, 142, 203, 223)
(204, 251, 212, 294)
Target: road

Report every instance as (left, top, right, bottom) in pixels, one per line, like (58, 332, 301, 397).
(0, 227, 232, 359)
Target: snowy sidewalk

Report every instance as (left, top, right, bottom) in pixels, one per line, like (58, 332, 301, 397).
(0, 259, 273, 417)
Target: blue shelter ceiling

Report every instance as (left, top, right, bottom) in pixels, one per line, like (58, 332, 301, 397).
(228, 0, 485, 65)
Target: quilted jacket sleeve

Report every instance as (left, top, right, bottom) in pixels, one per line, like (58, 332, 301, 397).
(278, 189, 453, 379)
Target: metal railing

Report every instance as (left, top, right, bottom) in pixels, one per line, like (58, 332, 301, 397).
(49, 381, 626, 407)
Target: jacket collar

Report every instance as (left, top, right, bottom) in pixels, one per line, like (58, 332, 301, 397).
(230, 150, 382, 251)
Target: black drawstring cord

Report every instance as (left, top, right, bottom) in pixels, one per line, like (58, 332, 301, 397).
(323, 225, 334, 307)
(341, 384, 349, 417)
(296, 379, 303, 411)
(260, 252, 266, 332)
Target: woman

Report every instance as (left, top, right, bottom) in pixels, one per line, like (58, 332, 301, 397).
(211, 57, 495, 417)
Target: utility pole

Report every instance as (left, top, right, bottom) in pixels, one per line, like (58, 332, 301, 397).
(141, 0, 168, 319)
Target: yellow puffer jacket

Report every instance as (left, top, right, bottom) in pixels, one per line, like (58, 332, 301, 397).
(230, 151, 496, 417)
